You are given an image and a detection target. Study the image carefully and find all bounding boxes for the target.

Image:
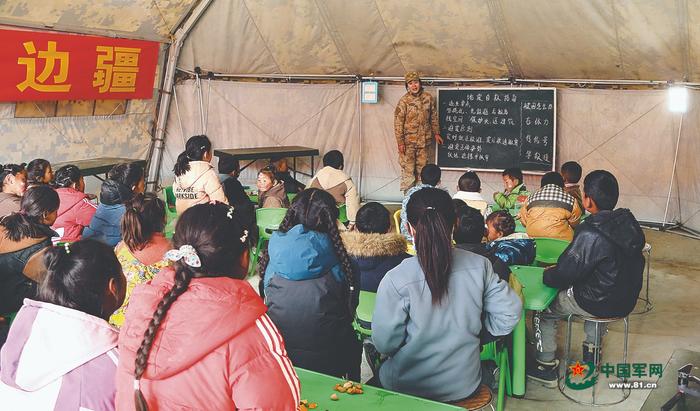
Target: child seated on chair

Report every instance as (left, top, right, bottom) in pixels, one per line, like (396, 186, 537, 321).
(561, 161, 584, 212)
(484, 210, 535, 266)
(261, 189, 361, 380)
(527, 170, 645, 388)
(172, 135, 228, 214)
(518, 171, 582, 241)
(493, 167, 529, 210)
(0, 240, 125, 410)
(371, 188, 521, 403)
(453, 171, 489, 216)
(454, 205, 510, 282)
(309, 150, 360, 228)
(400, 164, 441, 242)
(219, 156, 256, 240)
(341, 202, 409, 292)
(257, 166, 290, 209)
(109, 193, 170, 328)
(271, 157, 305, 194)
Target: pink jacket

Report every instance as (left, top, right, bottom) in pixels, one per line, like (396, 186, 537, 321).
(116, 268, 300, 410)
(0, 299, 119, 410)
(52, 187, 97, 243)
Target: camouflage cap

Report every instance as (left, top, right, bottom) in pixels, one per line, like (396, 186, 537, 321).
(405, 71, 421, 83)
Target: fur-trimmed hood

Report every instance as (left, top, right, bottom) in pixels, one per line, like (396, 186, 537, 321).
(342, 231, 407, 258)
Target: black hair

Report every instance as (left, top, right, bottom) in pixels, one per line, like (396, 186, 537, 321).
(0, 163, 26, 191)
(258, 188, 356, 312)
(0, 186, 59, 242)
(38, 239, 123, 319)
(561, 161, 582, 183)
(174, 135, 212, 177)
(540, 171, 565, 188)
(486, 210, 515, 237)
(502, 167, 523, 185)
(53, 165, 82, 188)
(122, 193, 166, 252)
(406, 187, 455, 305)
(356, 202, 391, 234)
(108, 162, 145, 189)
(458, 171, 481, 192)
(218, 156, 239, 175)
(454, 205, 486, 244)
(583, 170, 619, 211)
(133, 203, 248, 411)
(452, 199, 467, 210)
(420, 164, 441, 186)
(26, 159, 51, 185)
(323, 150, 344, 169)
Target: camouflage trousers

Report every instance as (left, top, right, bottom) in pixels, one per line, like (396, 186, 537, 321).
(399, 144, 434, 192)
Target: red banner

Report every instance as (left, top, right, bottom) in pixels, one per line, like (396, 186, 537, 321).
(0, 28, 160, 101)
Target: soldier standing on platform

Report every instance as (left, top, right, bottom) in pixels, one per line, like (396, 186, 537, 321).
(394, 72, 443, 193)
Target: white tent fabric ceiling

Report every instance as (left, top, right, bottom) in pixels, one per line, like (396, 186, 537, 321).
(179, 0, 700, 81)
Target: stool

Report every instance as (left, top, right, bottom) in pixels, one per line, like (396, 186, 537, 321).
(451, 384, 494, 410)
(633, 243, 653, 314)
(559, 315, 630, 406)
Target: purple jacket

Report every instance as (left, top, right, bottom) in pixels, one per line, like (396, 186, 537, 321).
(0, 299, 119, 410)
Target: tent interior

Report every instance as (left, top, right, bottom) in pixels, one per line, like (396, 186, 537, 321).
(1, 1, 700, 409)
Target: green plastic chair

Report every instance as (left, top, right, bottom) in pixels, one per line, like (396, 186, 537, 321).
(287, 192, 297, 203)
(480, 340, 511, 411)
(162, 186, 178, 239)
(533, 237, 570, 266)
(353, 291, 376, 338)
(249, 208, 288, 275)
(338, 204, 349, 224)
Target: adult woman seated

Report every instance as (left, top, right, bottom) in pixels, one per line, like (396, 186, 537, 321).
(371, 187, 522, 403)
(0, 186, 60, 315)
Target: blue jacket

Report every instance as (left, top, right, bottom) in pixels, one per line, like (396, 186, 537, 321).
(341, 231, 410, 293)
(372, 248, 522, 402)
(83, 179, 132, 247)
(486, 233, 536, 266)
(264, 224, 361, 379)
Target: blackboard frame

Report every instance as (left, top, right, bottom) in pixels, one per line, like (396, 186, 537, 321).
(435, 87, 557, 175)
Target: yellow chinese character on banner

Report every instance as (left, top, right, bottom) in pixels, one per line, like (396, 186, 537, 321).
(16, 41, 71, 92)
(93, 46, 140, 93)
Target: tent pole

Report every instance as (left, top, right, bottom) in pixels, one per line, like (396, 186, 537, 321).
(662, 113, 683, 229)
(146, 0, 215, 191)
(357, 79, 363, 199)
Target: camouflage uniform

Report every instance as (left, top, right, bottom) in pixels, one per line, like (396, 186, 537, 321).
(394, 73, 440, 192)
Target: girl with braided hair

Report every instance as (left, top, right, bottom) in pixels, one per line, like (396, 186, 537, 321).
(0, 239, 125, 410)
(115, 203, 299, 411)
(51, 164, 97, 243)
(371, 187, 522, 403)
(484, 210, 535, 266)
(260, 188, 362, 380)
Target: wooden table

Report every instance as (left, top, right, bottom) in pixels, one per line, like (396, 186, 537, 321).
(53, 157, 146, 181)
(214, 146, 319, 180)
(296, 368, 461, 410)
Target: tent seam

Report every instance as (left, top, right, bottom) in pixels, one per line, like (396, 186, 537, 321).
(372, 0, 407, 74)
(241, 0, 284, 74)
(313, 0, 356, 74)
(676, 0, 691, 81)
(485, 0, 523, 78)
(609, 0, 626, 78)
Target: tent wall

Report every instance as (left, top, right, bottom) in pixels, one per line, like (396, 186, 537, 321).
(162, 80, 693, 228)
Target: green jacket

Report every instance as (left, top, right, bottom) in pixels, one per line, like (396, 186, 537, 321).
(493, 183, 529, 210)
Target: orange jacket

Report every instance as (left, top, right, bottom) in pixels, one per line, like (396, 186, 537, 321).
(116, 267, 300, 410)
(519, 185, 582, 241)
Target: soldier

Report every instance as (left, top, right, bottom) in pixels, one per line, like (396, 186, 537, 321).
(394, 72, 443, 192)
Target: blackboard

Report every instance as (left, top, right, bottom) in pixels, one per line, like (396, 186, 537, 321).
(436, 88, 556, 173)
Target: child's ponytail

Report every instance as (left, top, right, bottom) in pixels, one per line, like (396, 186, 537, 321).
(173, 135, 212, 177)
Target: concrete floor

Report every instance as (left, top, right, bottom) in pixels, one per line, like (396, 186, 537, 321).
(489, 229, 700, 410)
(252, 224, 700, 410)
